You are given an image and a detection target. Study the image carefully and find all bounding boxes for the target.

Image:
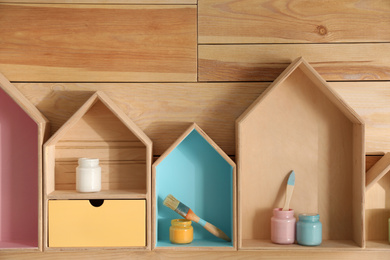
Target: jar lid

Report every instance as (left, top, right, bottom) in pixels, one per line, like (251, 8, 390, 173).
(298, 213, 320, 221)
(171, 219, 192, 227)
(78, 158, 99, 167)
(273, 207, 294, 217)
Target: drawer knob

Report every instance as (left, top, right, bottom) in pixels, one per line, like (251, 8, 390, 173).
(89, 199, 104, 207)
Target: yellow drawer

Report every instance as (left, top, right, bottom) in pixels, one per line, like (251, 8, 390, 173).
(49, 199, 145, 247)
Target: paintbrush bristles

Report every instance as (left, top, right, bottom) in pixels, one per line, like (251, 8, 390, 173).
(163, 194, 180, 211)
(163, 194, 190, 218)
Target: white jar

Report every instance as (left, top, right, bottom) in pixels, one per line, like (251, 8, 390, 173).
(76, 158, 101, 192)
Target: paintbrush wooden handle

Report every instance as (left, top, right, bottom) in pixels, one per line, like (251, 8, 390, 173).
(202, 222, 231, 242)
(282, 170, 295, 211)
(164, 195, 231, 242)
(282, 184, 294, 211)
(188, 210, 231, 242)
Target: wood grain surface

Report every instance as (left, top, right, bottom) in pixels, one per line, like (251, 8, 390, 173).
(0, 4, 197, 82)
(2, 0, 390, 258)
(365, 155, 390, 243)
(12, 81, 390, 155)
(331, 82, 390, 154)
(366, 152, 390, 189)
(13, 82, 267, 155)
(199, 0, 390, 44)
(1, 0, 196, 3)
(198, 44, 390, 81)
(367, 156, 383, 171)
(1, 250, 390, 259)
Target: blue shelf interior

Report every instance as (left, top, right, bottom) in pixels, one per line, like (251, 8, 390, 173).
(156, 129, 233, 247)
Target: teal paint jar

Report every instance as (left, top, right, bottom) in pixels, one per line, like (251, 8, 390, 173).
(296, 214, 322, 246)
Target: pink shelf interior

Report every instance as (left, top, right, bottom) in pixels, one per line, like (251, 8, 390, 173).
(0, 88, 38, 248)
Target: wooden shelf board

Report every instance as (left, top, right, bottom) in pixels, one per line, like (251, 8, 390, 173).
(46, 246, 148, 251)
(48, 189, 147, 200)
(240, 239, 361, 251)
(366, 241, 390, 250)
(156, 239, 233, 250)
(366, 152, 390, 190)
(0, 240, 38, 249)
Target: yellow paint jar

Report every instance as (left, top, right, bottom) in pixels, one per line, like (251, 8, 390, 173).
(169, 219, 193, 244)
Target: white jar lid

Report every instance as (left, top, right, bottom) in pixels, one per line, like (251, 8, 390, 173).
(78, 158, 99, 167)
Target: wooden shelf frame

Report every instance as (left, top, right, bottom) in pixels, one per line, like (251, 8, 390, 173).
(365, 153, 390, 250)
(43, 91, 152, 250)
(236, 57, 365, 250)
(47, 189, 147, 200)
(152, 123, 237, 250)
(0, 72, 49, 251)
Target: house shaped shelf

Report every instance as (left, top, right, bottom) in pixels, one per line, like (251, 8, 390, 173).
(0, 73, 49, 250)
(236, 57, 365, 250)
(152, 123, 236, 250)
(365, 152, 390, 250)
(43, 91, 152, 249)
(44, 91, 152, 199)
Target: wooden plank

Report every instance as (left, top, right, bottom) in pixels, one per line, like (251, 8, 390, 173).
(2, 250, 390, 259)
(366, 152, 390, 190)
(365, 163, 390, 242)
(353, 123, 365, 247)
(0, 4, 197, 82)
(58, 100, 142, 142)
(0, 72, 49, 124)
(198, 44, 390, 81)
(14, 82, 267, 155)
(1, 0, 196, 3)
(55, 146, 146, 161)
(198, 0, 390, 44)
(55, 140, 146, 148)
(241, 239, 360, 250)
(14, 81, 390, 155)
(331, 82, 390, 155)
(367, 156, 383, 172)
(366, 241, 390, 250)
(48, 190, 147, 200)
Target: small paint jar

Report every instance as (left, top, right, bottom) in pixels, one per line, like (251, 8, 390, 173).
(169, 219, 193, 244)
(76, 158, 101, 193)
(271, 208, 296, 244)
(296, 213, 322, 246)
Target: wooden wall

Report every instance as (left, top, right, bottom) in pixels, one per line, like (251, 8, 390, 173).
(1, 0, 390, 259)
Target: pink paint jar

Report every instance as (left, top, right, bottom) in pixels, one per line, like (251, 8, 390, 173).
(271, 208, 296, 244)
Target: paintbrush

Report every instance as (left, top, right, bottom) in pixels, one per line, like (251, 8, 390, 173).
(282, 170, 295, 211)
(163, 194, 231, 242)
